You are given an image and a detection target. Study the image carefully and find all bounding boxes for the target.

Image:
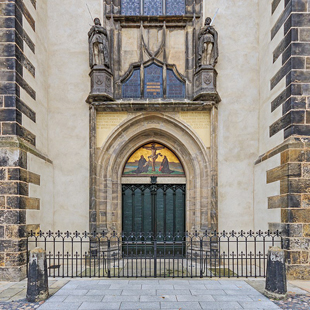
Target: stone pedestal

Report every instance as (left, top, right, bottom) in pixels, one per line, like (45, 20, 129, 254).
(193, 66, 220, 102)
(88, 65, 114, 102)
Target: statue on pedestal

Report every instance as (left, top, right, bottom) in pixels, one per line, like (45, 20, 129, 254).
(88, 18, 110, 68)
(198, 17, 219, 67)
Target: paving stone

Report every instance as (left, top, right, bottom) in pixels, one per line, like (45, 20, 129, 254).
(157, 289, 191, 295)
(50, 281, 70, 289)
(122, 289, 156, 295)
(239, 301, 280, 309)
(188, 280, 214, 284)
(54, 289, 88, 296)
(174, 284, 206, 289)
(38, 302, 82, 310)
(215, 284, 244, 290)
(224, 289, 261, 295)
(161, 301, 202, 309)
(46, 295, 67, 302)
(0, 297, 9, 302)
(142, 284, 174, 289)
(64, 295, 103, 302)
(87, 289, 122, 296)
(212, 295, 253, 301)
(199, 301, 243, 309)
(110, 284, 141, 289)
(76, 284, 111, 290)
(0, 288, 24, 298)
(103, 295, 140, 301)
(159, 280, 190, 284)
(61, 284, 79, 290)
(176, 295, 215, 301)
(79, 301, 121, 309)
(128, 280, 159, 284)
(191, 289, 226, 295)
(103, 280, 129, 284)
(249, 295, 272, 302)
(140, 294, 177, 301)
(120, 301, 160, 309)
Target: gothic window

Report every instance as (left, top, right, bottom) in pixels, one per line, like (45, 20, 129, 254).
(121, 0, 185, 16)
(122, 63, 185, 99)
(144, 64, 163, 99)
(166, 0, 185, 15)
(121, 0, 140, 16)
(166, 69, 185, 98)
(122, 69, 141, 98)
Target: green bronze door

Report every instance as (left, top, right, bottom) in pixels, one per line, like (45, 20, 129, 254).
(122, 184, 186, 254)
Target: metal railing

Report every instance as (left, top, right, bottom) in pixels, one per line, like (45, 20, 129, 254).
(27, 230, 282, 278)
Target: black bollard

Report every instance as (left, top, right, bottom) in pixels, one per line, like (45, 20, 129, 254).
(264, 246, 287, 299)
(26, 248, 49, 302)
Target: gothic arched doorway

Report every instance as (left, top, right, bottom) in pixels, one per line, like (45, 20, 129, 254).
(121, 142, 186, 237)
(95, 113, 215, 235)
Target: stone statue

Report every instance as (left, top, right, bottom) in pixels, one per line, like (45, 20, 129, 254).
(198, 17, 219, 67)
(88, 18, 110, 68)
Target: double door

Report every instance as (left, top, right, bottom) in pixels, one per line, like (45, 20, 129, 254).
(122, 184, 186, 255)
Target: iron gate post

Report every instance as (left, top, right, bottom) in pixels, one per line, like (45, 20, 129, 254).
(107, 239, 111, 278)
(154, 237, 157, 278)
(200, 239, 203, 278)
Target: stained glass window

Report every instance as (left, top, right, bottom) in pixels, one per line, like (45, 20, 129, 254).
(122, 69, 141, 98)
(166, 0, 185, 15)
(121, 0, 140, 16)
(144, 0, 163, 16)
(166, 69, 185, 99)
(121, 0, 185, 16)
(144, 63, 163, 99)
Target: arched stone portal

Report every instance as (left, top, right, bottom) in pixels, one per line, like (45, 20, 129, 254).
(92, 112, 217, 233)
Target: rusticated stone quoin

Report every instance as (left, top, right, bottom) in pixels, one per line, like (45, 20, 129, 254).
(263, 0, 310, 279)
(0, 0, 44, 282)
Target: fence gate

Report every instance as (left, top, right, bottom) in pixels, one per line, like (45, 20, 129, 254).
(27, 230, 282, 278)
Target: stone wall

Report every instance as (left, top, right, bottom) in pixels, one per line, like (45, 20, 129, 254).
(0, 0, 50, 281)
(256, 0, 310, 279)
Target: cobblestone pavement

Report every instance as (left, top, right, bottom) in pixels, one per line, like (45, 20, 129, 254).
(273, 294, 310, 310)
(0, 300, 44, 309)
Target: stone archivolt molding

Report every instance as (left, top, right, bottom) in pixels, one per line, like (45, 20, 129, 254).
(95, 113, 212, 232)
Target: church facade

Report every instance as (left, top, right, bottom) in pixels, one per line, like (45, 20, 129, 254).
(0, 0, 310, 281)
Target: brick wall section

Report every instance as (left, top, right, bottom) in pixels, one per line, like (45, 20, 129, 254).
(267, 0, 310, 279)
(0, 0, 40, 281)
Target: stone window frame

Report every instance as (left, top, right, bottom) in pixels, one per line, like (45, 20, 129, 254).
(121, 60, 186, 100)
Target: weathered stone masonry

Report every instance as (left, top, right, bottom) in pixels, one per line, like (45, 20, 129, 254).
(258, 0, 310, 279)
(0, 0, 43, 281)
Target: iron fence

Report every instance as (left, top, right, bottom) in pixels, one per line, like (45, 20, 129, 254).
(27, 230, 282, 278)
